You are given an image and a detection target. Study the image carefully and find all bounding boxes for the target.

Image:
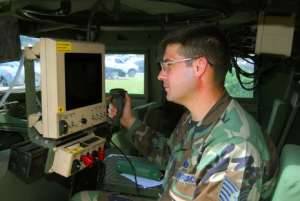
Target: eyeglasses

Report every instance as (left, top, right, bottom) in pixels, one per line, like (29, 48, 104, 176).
(159, 57, 195, 72)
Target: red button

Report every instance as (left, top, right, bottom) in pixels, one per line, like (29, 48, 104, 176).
(80, 154, 94, 167)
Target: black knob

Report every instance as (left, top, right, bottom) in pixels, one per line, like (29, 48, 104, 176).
(92, 151, 98, 159)
(59, 120, 68, 135)
(81, 118, 87, 124)
(71, 159, 81, 173)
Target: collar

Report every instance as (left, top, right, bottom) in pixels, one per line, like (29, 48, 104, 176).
(188, 91, 231, 128)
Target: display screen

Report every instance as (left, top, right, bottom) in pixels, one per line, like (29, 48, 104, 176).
(65, 53, 102, 110)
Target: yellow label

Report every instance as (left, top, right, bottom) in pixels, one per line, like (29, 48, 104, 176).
(65, 146, 83, 154)
(56, 41, 72, 52)
(58, 107, 64, 113)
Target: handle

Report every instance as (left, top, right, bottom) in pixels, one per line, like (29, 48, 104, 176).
(109, 88, 127, 127)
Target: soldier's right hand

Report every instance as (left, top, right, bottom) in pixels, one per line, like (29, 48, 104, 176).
(108, 93, 136, 129)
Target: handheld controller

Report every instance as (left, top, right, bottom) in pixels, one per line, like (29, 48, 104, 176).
(109, 88, 127, 127)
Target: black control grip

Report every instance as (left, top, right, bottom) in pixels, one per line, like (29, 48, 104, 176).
(109, 88, 127, 127)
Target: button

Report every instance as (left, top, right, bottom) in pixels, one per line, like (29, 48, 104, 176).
(81, 118, 87, 124)
(71, 159, 81, 173)
(80, 154, 94, 167)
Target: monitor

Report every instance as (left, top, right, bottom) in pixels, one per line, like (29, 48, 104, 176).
(38, 38, 106, 139)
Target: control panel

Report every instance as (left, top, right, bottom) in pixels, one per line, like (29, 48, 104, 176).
(57, 104, 107, 137)
(29, 104, 107, 139)
(49, 133, 105, 177)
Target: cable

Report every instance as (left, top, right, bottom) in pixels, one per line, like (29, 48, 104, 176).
(17, 0, 74, 27)
(96, 159, 106, 189)
(21, 0, 71, 17)
(110, 140, 140, 195)
(86, 0, 112, 41)
(231, 56, 259, 91)
(86, 0, 101, 41)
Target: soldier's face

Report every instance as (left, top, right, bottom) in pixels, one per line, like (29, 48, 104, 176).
(157, 43, 197, 105)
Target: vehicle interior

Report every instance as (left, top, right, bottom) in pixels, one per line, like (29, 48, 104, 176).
(0, 0, 300, 201)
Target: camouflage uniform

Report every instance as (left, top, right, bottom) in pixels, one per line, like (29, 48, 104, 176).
(71, 93, 277, 201)
(126, 93, 277, 201)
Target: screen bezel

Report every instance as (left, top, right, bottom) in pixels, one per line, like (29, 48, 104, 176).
(40, 38, 106, 139)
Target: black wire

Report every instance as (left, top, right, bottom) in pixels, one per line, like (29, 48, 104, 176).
(87, 0, 102, 41)
(231, 56, 259, 91)
(240, 57, 255, 65)
(232, 54, 296, 91)
(87, 0, 113, 41)
(110, 140, 140, 195)
(96, 160, 106, 188)
(232, 57, 257, 77)
(234, 67, 258, 91)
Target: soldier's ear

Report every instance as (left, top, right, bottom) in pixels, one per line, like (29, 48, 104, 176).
(193, 57, 207, 77)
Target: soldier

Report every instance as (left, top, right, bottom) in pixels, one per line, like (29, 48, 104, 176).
(72, 26, 277, 201)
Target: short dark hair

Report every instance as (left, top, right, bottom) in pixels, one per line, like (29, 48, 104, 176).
(160, 26, 231, 86)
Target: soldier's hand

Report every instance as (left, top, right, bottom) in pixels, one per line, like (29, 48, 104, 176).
(120, 94, 136, 128)
(107, 94, 135, 129)
(108, 102, 118, 119)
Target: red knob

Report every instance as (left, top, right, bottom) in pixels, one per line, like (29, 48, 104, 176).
(80, 154, 94, 167)
(98, 148, 105, 161)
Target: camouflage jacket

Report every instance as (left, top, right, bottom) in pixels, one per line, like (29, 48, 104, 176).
(127, 93, 277, 201)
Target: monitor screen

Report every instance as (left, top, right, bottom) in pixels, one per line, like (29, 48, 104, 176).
(37, 38, 106, 139)
(65, 53, 102, 111)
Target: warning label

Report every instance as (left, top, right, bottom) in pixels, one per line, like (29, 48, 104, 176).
(56, 41, 72, 52)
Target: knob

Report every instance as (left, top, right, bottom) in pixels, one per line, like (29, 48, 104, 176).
(71, 159, 81, 173)
(92, 151, 98, 158)
(80, 154, 94, 167)
(59, 120, 68, 135)
(81, 118, 87, 124)
(98, 148, 105, 160)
